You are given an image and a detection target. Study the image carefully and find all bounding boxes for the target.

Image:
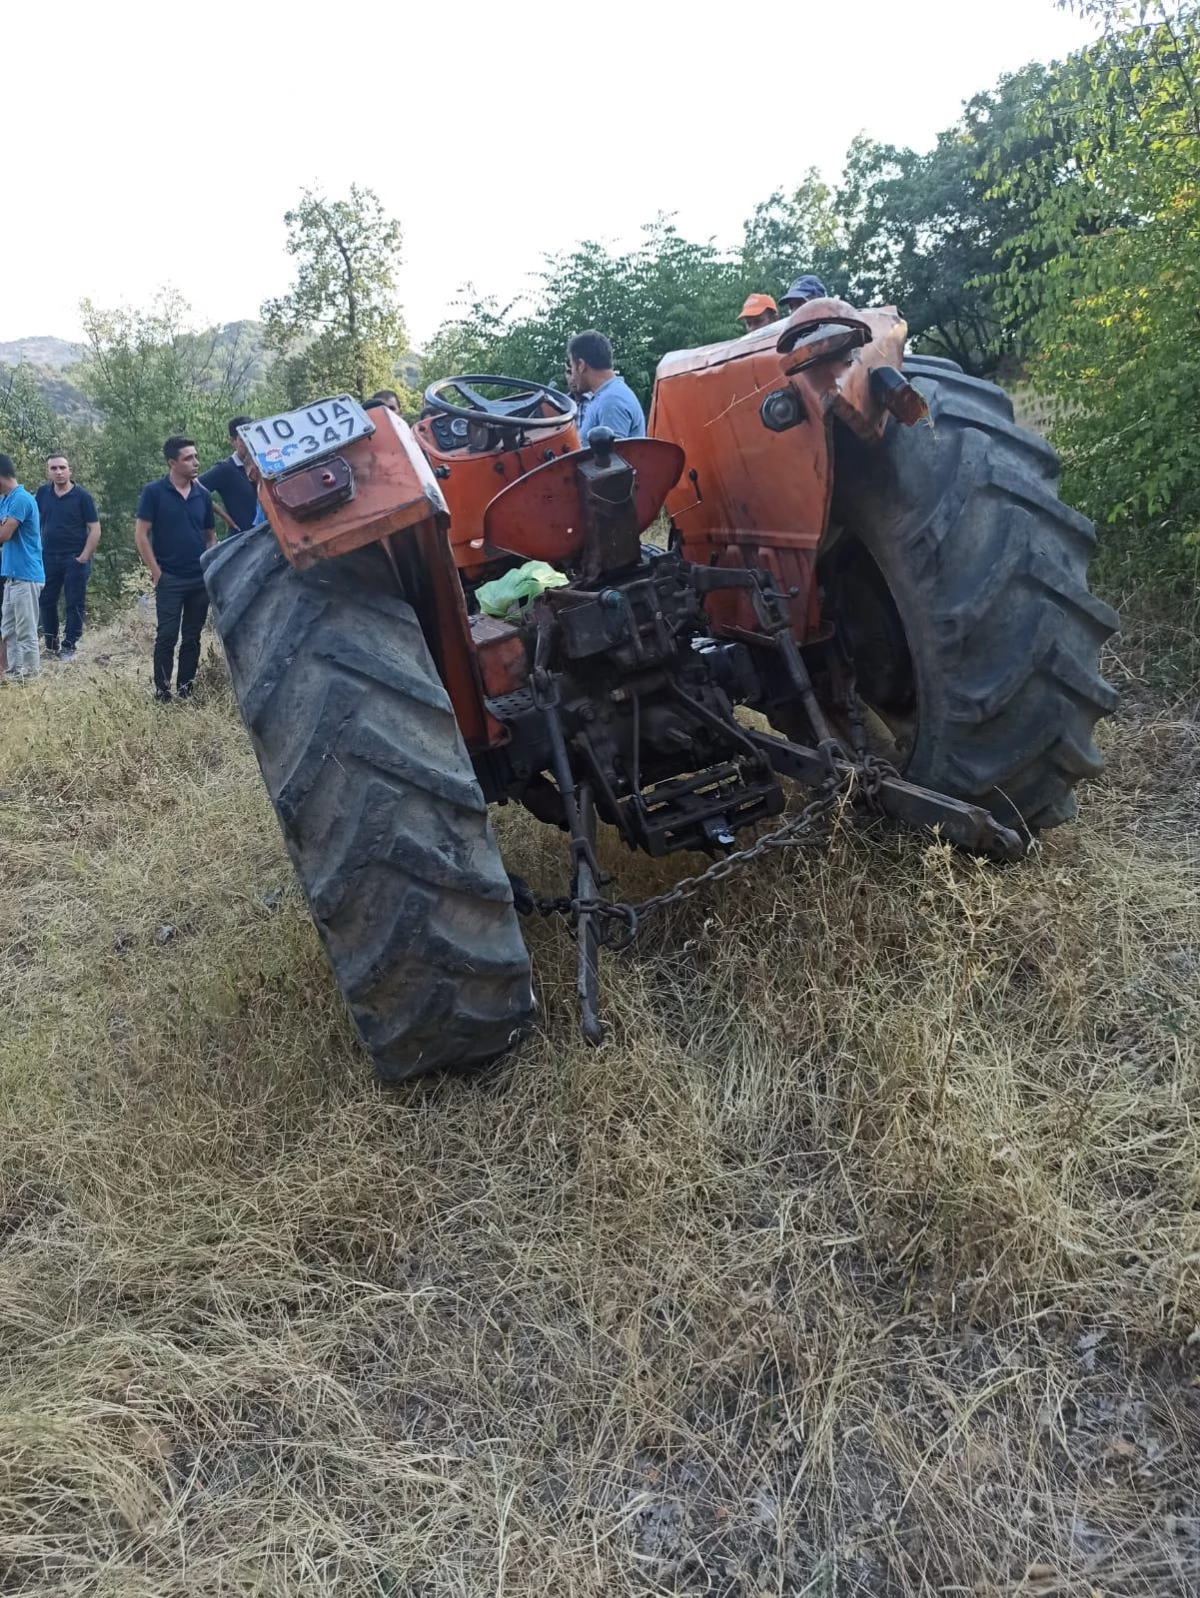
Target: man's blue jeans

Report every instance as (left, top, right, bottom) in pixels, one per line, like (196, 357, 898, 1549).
(39, 546, 92, 649)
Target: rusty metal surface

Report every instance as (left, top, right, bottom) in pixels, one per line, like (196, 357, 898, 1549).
(482, 438, 684, 567)
(263, 409, 446, 571)
(271, 455, 355, 519)
(574, 436, 643, 584)
(386, 513, 509, 753)
(649, 300, 910, 645)
(413, 412, 580, 578)
(469, 613, 529, 699)
(745, 730, 1026, 861)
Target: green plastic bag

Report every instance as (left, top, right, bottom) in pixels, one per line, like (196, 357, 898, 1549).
(476, 560, 568, 619)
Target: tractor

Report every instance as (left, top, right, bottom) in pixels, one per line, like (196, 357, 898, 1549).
(203, 298, 1117, 1079)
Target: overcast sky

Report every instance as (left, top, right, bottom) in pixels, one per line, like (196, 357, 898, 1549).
(6, 0, 1095, 350)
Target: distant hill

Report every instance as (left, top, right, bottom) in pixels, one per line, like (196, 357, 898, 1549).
(0, 355, 97, 425)
(29, 367, 98, 424)
(0, 321, 274, 427)
(2, 323, 422, 423)
(195, 320, 273, 389)
(0, 335, 84, 371)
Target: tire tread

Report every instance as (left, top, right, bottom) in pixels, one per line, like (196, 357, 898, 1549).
(203, 530, 534, 1080)
(829, 364, 1117, 830)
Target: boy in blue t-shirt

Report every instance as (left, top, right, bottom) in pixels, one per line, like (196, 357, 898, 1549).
(0, 453, 45, 681)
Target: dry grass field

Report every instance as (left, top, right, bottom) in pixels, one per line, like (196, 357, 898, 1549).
(1, 606, 1197, 1597)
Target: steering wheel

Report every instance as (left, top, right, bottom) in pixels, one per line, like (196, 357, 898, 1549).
(423, 373, 577, 432)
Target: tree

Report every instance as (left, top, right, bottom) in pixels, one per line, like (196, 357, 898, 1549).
(827, 64, 1072, 377)
(740, 169, 843, 300)
(77, 292, 264, 604)
(992, 1, 1200, 545)
(262, 186, 413, 405)
(0, 364, 59, 482)
(425, 218, 740, 411)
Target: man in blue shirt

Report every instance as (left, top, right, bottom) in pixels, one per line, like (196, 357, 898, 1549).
(134, 436, 216, 701)
(0, 454, 45, 682)
(566, 331, 646, 447)
(35, 452, 102, 661)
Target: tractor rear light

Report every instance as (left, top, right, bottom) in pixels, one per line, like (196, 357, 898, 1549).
(870, 366, 929, 426)
(272, 455, 356, 520)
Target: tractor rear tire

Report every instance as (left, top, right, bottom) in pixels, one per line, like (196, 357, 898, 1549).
(828, 357, 1119, 830)
(203, 529, 535, 1081)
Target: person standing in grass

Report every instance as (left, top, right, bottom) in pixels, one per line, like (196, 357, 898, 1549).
(199, 417, 259, 537)
(0, 454, 45, 682)
(134, 437, 216, 703)
(35, 453, 101, 662)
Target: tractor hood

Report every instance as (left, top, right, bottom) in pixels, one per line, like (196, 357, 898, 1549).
(655, 298, 893, 380)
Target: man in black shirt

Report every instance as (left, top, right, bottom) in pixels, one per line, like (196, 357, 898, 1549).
(199, 416, 259, 535)
(35, 453, 102, 661)
(134, 436, 216, 701)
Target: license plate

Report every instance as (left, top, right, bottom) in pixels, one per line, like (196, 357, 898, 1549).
(238, 396, 375, 480)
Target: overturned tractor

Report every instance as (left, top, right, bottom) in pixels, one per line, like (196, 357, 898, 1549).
(204, 300, 1117, 1077)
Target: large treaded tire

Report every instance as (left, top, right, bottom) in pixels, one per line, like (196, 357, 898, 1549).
(829, 357, 1119, 829)
(203, 529, 535, 1081)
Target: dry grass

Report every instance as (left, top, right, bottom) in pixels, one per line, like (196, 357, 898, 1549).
(1, 608, 1198, 1597)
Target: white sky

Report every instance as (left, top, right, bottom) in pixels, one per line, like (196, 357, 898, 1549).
(6, 0, 1095, 350)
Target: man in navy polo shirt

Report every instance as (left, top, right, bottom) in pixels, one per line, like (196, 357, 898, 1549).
(36, 452, 102, 661)
(134, 436, 216, 701)
(199, 416, 259, 536)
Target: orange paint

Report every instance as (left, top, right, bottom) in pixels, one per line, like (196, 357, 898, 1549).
(262, 407, 447, 571)
(650, 302, 908, 641)
(482, 438, 684, 565)
(413, 412, 580, 577)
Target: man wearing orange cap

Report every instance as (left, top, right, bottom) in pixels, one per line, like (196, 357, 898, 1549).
(737, 293, 778, 333)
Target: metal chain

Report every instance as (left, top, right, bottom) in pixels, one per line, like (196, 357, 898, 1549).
(514, 668, 907, 950)
(516, 764, 863, 950)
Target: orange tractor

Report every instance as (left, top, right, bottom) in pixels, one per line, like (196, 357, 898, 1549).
(204, 300, 1117, 1078)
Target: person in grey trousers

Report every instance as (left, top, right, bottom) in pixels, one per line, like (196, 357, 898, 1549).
(0, 454, 45, 682)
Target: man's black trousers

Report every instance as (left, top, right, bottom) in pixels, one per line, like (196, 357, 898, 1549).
(40, 547, 92, 649)
(154, 573, 209, 696)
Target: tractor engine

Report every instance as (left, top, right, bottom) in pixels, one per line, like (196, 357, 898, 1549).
(455, 423, 824, 861)
(470, 545, 786, 855)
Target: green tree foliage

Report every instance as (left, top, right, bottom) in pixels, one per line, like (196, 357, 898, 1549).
(827, 66, 1074, 376)
(0, 364, 60, 482)
(740, 169, 842, 299)
(424, 220, 741, 410)
(992, 1, 1200, 546)
(77, 293, 264, 605)
(423, 78, 1078, 395)
(262, 186, 414, 406)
